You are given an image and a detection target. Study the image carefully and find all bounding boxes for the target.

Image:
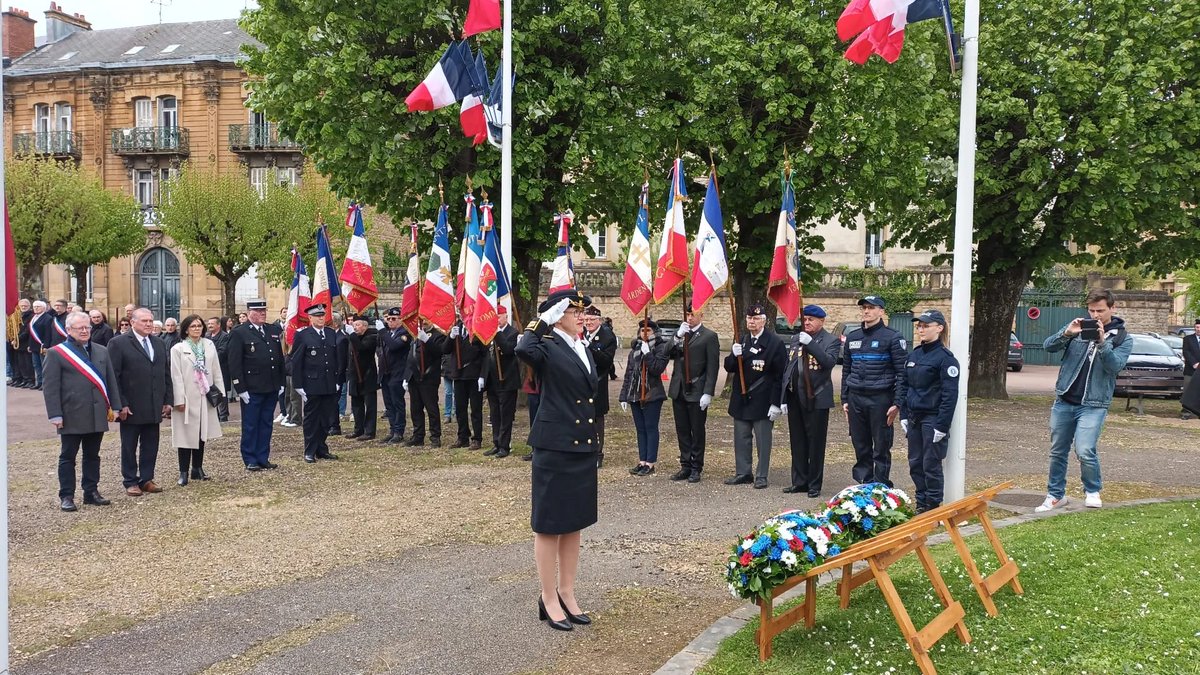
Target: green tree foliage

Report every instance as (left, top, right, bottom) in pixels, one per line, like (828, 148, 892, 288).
(889, 1, 1200, 398)
(155, 167, 341, 317)
(6, 157, 144, 301)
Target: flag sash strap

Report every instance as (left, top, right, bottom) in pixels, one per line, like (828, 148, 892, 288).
(31, 320, 44, 346)
(53, 317, 68, 338)
(52, 342, 111, 409)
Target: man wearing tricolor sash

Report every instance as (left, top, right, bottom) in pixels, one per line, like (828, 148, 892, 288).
(42, 312, 122, 512)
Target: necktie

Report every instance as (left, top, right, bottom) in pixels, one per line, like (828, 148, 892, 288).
(142, 336, 152, 359)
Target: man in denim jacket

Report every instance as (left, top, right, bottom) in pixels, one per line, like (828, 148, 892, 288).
(1035, 289, 1132, 512)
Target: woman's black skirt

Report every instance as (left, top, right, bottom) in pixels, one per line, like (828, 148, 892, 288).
(530, 448, 598, 534)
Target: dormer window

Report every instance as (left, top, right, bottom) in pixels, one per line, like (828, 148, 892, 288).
(123, 45, 145, 55)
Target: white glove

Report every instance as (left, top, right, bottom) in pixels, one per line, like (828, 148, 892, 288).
(477, 377, 485, 391)
(539, 298, 571, 326)
(279, 386, 285, 397)
(403, 380, 409, 393)
(417, 327, 430, 342)
(933, 429, 947, 443)
(699, 394, 712, 411)
(620, 401, 629, 412)
(780, 403, 788, 416)
(676, 323, 691, 338)
(640, 341, 650, 355)
(239, 392, 250, 404)
(900, 419, 909, 434)
(335, 383, 341, 393)
(797, 332, 813, 346)
(296, 388, 308, 404)
(450, 325, 461, 338)
(731, 343, 743, 357)
(768, 405, 782, 422)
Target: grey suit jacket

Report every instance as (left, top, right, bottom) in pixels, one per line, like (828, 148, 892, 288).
(42, 340, 121, 435)
(779, 329, 841, 409)
(668, 325, 720, 403)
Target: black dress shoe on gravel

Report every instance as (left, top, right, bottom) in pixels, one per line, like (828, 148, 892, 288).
(631, 464, 646, 475)
(521, 452, 533, 461)
(316, 452, 339, 460)
(245, 463, 263, 471)
(494, 449, 510, 458)
(484, 447, 500, 456)
(723, 474, 753, 485)
(357, 434, 375, 441)
(261, 461, 279, 469)
(808, 490, 821, 499)
(60, 497, 77, 512)
(753, 478, 769, 489)
(345, 433, 362, 440)
(687, 471, 702, 483)
(83, 492, 111, 505)
(669, 468, 691, 481)
(782, 485, 805, 494)
(304, 455, 316, 463)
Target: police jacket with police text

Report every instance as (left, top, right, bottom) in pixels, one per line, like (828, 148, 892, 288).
(516, 322, 599, 453)
(724, 329, 787, 421)
(901, 341, 960, 432)
(840, 321, 907, 405)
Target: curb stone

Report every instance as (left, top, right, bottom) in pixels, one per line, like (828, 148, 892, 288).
(653, 493, 1200, 674)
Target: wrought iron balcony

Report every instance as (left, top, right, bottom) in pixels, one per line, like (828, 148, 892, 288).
(110, 126, 190, 155)
(12, 131, 82, 158)
(228, 123, 301, 152)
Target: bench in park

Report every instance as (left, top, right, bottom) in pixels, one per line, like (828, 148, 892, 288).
(1117, 368, 1184, 415)
(754, 482, 1022, 674)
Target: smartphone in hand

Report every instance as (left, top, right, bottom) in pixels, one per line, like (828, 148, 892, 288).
(1079, 318, 1101, 341)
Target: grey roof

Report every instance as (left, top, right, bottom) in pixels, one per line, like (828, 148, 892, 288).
(5, 18, 260, 77)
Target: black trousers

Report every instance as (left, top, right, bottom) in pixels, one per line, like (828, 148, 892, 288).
(487, 388, 518, 451)
(383, 374, 407, 435)
(178, 440, 206, 472)
(16, 350, 34, 383)
(59, 432, 103, 497)
(351, 389, 378, 436)
(453, 379, 484, 443)
(119, 422, 160, 488)
(304, 393, 338, 457)
(847, 389, 894, 487)
(784, 393, 830, 493)
(409, 379, 442, 441)
(907, 413, 948, 507)
(672, 397, 708, 472)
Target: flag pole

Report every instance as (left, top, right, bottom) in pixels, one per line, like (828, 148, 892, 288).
(0, 24, 12, 675)
(500, 0, 513, 302)
(945, 0, 980, 503)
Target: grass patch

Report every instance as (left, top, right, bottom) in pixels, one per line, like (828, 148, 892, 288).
(700, 500, 1200, 674)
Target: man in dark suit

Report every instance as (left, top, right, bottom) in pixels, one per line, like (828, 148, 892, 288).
(724, 302, 788, 489)
(228, 298, 285, 470)
(668, 300, 721, 483)
(345, 315, 380, 440)
(448, 319, 486, 449)
(14, 298, 35, 388)
(48, 299, 70, 347)
(292, 304, 344, 462)
(779, 305, 841, 497)
(109, 307, 173, 496)
(581, 305, 617, 467)
(29, 300, 53, 389)
(42, 311, 122, 511)
(1182, 318, 1200, 420)
(378, 307, 412, 444)
(482, 306, 519, 458)
(406, 320, 449, 447)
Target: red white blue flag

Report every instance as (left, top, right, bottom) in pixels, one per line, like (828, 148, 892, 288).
(619, 181, 653, 316)
(653, 158, 689, 304)
(463, 0, 501, 37)
(339, 202, 379, 313)
(690, 167, 729, 312)
(311, 223, 342, 312)
(420, 202, 456, 332)
(285, 247, 311, 345)
(405, 42, 476, 111)
(472, 209, 501, 345)
(838, 0, 945, 64)
(548, 210, 576, 294)
(767, 169, 803, 325)
(400, 221, 422, 336)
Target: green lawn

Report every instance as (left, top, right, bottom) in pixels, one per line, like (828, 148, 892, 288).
(701, 501, 1200, 674)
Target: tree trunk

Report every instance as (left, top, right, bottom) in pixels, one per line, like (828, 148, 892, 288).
(20, 261, 44, 300)
(515, 255, 542, 329)
(968, 263, 1032, 399)
(71, 264, 88, 307)
(222, 270, 238, 319)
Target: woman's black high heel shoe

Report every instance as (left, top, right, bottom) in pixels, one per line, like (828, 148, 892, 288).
(538, 597, 573, 631)
(558, 592, 592, 625)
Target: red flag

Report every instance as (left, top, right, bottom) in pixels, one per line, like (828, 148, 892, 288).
(4, 203, 18, 315)
(400, 222, 422, 336)
(339, 203, 380, 312)
(420, 203, 457, 333)
(463, 0, 501, 38)
(653, 158, 689, 304)
(284, 249, 311, 346)
(767, 170, 803, 324)
(619, 182, 653, 316)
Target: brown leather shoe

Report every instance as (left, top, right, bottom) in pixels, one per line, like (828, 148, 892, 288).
(125, 485, 143, 497)
(141, 480, 163, 494)
(469, 440, 482, 450)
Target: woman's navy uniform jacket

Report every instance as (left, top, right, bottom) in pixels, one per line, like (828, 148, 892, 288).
(900, 341, 960, 432)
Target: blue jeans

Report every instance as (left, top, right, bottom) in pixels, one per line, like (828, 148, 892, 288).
(443, 376, 455, 418)
(1047, 400, 1107, 498)
(631, 399, 664, 463)
(32, 350, 43, 387)
(338, 380, 348, 416)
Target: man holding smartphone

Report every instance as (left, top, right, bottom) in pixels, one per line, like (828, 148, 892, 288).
(1035, 289, 1133, 512)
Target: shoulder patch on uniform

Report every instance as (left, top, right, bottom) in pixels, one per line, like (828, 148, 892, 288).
(899, 339, 907, 351)
(947, 366, 959, 377)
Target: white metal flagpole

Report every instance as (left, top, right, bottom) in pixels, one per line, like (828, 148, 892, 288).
(499, 0, 513, 310)
(945, 0, 981, 502)
(1, 20, 12, 675)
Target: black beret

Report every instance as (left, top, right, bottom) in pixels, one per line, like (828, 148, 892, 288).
(537, 289, 592, 313)
(639, 319, 659, 331)
(385, 307, 401, 317)
(746, 302, 766, 317)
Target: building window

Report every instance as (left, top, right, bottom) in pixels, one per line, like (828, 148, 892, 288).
(134, 97, 154, 128)
(135, 170, 155, 208)
(55, 102, 72, 132)
(158, 96, 178, 128)
(275, 167, 298, 189)
(250, 166, 299, 198)
(67, 266, 94, 303)
(865, 229, 883, 269)
(33, 103, 50, 134)
(249, 167, 267, 198)
(588, 224, 607, 260)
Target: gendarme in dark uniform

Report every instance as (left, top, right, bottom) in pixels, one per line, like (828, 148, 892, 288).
(291, 304, 345, 463)
(378, 307, 412, 443)
(482, 306, 519, 458)
(227, 298, 285, 470)
(900, 309, 960, 511)
(841, 295, 908, 487)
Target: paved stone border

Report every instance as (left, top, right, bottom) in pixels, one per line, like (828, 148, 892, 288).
(654, 493, 1200, 675)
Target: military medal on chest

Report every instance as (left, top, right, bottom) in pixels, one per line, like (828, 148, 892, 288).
(250, 343, 256, 353)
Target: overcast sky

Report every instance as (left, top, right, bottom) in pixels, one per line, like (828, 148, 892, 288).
(29, 0, 257, 32)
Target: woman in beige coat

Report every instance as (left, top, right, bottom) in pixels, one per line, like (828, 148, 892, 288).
(171, 314, 224, 485)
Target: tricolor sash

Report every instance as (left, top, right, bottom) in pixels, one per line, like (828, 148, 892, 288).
(52, 342, 112, 411)
(30, 318, 45, 347)
(53, 317, 68, 339)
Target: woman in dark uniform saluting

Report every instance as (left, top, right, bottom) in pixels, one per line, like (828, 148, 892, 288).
(515, 289, 598, 632)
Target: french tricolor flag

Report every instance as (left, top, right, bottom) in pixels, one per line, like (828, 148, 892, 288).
(406, 42, 475, 112)
(837, 0, 945, 64)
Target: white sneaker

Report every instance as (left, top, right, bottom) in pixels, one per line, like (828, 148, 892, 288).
(1034, 495, 1067, 512)
(281, 421, 298, 428)
(1085, 492, 1102, 508)
(273, 414, 285, 424)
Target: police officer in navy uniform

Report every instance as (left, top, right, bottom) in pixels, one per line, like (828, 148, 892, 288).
(378, 307, 412, 444)
(899, 309, 960, 512)
(482, 305, 519, 458)
(291, 304, 344, 463)
(227, 298, 285, 471)
(723, 302, 787, 489)
(841, 295, 908, 487)
(406, 320, 450, 447)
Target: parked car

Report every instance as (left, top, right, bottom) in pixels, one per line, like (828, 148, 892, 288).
(775, 316, 801, 336)
(1008, 332, 1024, 372)
(1114, 333, 1185, 398)
(1166, 325, 1194, 337)
(831, 322, 857, 364)
(1150, 332, 1184, 360)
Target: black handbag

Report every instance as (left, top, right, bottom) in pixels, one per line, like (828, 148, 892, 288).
(205, 385, 224, 408)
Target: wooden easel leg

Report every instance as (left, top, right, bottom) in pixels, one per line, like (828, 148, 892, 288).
(757, 598, 773, 661)
(804, 576, 817, 629)
(979, 512, 1025, 595)
(868, 557, 939, 675)
(945, 518, 1000, 617)
(838, 563, 853, 609)
(914, 542, 972, 644)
